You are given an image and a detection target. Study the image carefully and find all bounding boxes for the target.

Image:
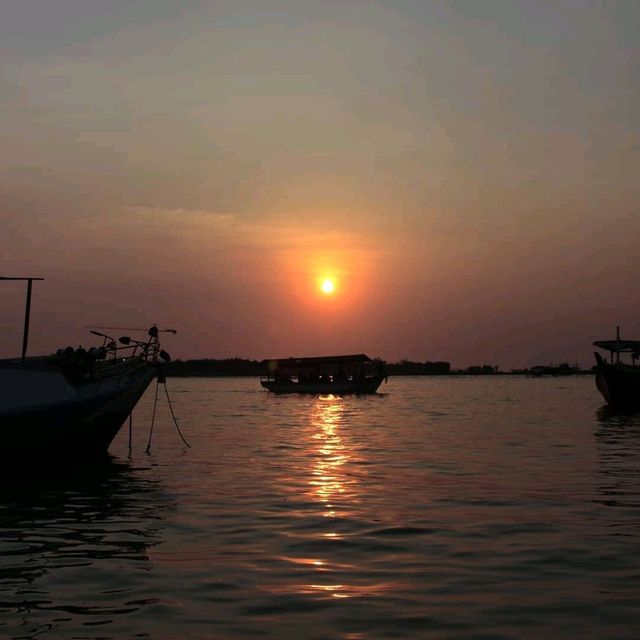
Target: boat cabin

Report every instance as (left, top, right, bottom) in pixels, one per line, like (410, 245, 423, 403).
(263, 354, 377, 383)
(594, 327, 640, 367)
(260, 354, 387, 393)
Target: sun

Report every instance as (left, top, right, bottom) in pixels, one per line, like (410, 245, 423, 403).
(320, 278, 335, 295)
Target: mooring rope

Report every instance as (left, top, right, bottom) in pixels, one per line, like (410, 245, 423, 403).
(145, 377, 190, 453)
(163, 381, 191, 448)
(145, 379, 161, 453)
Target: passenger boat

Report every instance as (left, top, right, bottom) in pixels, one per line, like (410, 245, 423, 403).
(260, 354, 387, 394)
(0, 276, 173, 460)
(593, 327, 640, 410)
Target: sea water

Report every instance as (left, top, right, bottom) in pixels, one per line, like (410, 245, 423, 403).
(1, 376, 639, 639)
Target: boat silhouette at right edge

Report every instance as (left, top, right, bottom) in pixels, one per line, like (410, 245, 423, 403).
(593, 326, 640, 411)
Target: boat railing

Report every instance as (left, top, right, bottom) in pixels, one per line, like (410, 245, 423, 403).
(86, 326, 173, 363)
(54, 326, 171, 372)
(48, 326, 173, 383)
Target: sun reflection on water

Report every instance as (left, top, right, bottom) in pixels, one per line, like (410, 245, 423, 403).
(277, 396, 399, 602)
(308, 395, 355, 519)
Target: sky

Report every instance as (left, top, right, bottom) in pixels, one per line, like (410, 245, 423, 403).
(1, 0, 639, 369)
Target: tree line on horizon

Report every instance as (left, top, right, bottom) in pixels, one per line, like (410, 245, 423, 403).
(163, 358, 593, 377)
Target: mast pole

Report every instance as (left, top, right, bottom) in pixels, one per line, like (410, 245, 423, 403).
(1, 276, 45, 362)
(21, 278, 34, 363)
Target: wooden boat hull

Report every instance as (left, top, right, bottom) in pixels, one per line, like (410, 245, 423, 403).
(261, 376, 385, 394)
(0, 360, 156, 459)
(594, 352, 640, 410)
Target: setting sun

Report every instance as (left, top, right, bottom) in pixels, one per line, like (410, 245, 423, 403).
(321, 278, 335, 295)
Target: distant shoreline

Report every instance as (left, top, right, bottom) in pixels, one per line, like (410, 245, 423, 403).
(163, 359, 594, 378)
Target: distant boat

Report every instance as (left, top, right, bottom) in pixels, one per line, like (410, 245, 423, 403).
(260, 354, 387, 394)
(0, 276, 173, 460)
(593, 327, 640, 410)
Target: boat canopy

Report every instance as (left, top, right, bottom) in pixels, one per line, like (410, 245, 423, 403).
(264, 354, 373, 376)
(593, 340, 640, 354)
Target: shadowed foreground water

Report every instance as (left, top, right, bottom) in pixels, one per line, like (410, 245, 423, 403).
(1, 376, 640, 639)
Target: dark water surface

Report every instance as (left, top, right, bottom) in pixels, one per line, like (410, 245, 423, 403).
(2, 376, 640, 639)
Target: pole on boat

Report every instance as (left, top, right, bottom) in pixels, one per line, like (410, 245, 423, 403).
(0, 276, 44, 363)
(22, 278, 34, 363)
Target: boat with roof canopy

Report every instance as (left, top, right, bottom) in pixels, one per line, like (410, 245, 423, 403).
(593, 326, 640, 410)
(261, 354, 387, 394)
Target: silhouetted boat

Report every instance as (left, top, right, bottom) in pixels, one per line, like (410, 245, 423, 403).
(594, 327, 640, 410)
(261, 354, 387, 394)
(0, 276, 173, 460)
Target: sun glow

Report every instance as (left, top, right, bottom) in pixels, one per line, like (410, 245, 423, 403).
(320, 278, 335, 295)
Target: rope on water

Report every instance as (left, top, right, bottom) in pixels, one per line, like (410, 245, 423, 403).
(145, 379, 160, 453)
(163, 381, 191, 448)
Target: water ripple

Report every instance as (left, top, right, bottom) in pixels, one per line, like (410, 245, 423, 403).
(2, 377, 640, 638)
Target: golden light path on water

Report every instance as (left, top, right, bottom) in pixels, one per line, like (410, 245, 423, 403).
(309, 396, 349, 517)
(279, 395, 396, 601)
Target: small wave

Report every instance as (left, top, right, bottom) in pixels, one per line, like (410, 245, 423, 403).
(366, 526, 438, 537)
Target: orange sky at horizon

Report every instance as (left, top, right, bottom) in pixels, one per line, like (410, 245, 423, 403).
(1, 1, 639, 369)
